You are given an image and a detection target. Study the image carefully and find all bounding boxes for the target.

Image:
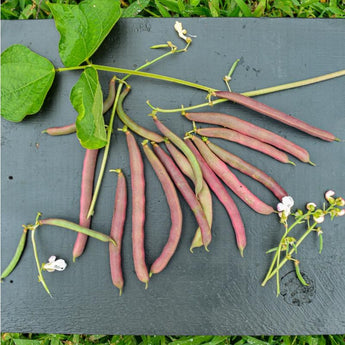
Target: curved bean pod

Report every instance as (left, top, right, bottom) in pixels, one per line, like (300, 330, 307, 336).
(117, 87, 164, 142)
(196, 127, 293, 165)
(185, 112, 312, 164)
(152, 114, 203, 196)
(43, 77, 116, 136)
(185, 138, 246, 255)
(38, 218, 117, 246)
(142, 141, 183, 275)
(109, 169, 127, 296)
(164, 140, 213, 252)
(205, 139, 288, 201)
(73, 149, 99, 261)
(1, 228, 28, 280)
(190, 135, 275, 215)
(125, 129, 149, 287)
(215, 91, 338, 142)
(152, 143, 212, 250)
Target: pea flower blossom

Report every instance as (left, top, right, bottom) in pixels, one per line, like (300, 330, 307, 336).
(42, 256, 67, 273)
(277, 195, 294, 218)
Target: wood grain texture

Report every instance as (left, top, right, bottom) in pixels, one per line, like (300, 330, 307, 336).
(1, 18, 345, 335)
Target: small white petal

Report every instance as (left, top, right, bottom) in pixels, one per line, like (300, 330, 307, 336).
(174, 21, 189, 42)
(337, 209, 345, 216)
(48, 255, 56, 263)
(306, 202, 317, 210)
(277, 203, 288, 212)
(313, 215, 325, 224)
(282, 196, 294, 208)
(52, 259, 67, 271)
(325, 190, 335, 200)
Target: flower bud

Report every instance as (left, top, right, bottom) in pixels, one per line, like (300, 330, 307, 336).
(306, 202, 317, 211)
(325, 190, 335, 203)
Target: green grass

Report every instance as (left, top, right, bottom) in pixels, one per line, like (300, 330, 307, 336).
(1, 334, 345, 345)
(1, 0, 344, 343)
(1, 0, 344, 19)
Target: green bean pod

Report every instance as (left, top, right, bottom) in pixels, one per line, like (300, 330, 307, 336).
(39, 218, 117, 247)
(1, 228, 28, 280)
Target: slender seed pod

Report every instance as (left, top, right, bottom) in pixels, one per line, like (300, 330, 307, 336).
(205, 139, 288, 201)
(43, 77, 116, 136)
(185, 138, 246, 256)
(191, 135, 275, 215)
(215, 91, 338, 142)
(152, 114, 204, 196)
(152, 143, 212, 250)
(164, 140, 213, 252)
(185, 112, 313, 164)
(125, 129, 149, 287)
(73, 79, 117, 260)
(38, 218, 117, 246)
(117, 87, 164, 142)
(142, 141, 183, 275)
(1, 228, 28, 280)
(73, 149, 99, 261)
(42, 123, 77, 136)
(109, 169, 127, 296)
(196, 127, 293, 165)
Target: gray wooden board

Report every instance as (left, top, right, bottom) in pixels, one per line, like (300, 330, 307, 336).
(1, 18, 345, 335)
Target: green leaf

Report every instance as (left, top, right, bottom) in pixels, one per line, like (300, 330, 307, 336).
(1, 44, 55, 122)
(122, 0, 150, 17)
(13, 340, 41, 345)
(70, 67, 107, 149)
(233, 0, 252, 16)
(48, 0, 121, 67)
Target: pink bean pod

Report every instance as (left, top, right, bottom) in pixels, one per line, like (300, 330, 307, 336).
(164, 140, 213, 252)
(185, 112, 312, 164)
(195, 127, 293, 165)
(142, 141, 183, 275)
(152, 143, 212, 251)
(205, 139, 288, 201)
(43, 77, 116, 136)
(125, 129, 149, 287)
(73, 149, 99, 261)
(109, 169, 127, 296)
(215, 91, 338, 142)
(185, 138, 246, 256)
(190, 135, 275, 215)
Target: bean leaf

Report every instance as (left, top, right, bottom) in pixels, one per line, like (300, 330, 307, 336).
(48, 0, 121, 67)
(1, 44, 55, 122)
(70, 67, 107, 149)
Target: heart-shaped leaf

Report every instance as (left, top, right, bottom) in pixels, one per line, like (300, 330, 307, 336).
(48, 0, 121, 67)
(71, 67, 107, 149)
(1, 44, 55, 122)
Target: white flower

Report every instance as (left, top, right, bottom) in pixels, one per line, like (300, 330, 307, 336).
(43, 256, 67, 273)
(277, 196, 294, 218)
(174, 21, 192, 43)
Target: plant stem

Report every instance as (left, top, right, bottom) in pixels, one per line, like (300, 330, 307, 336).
(87, 83, 123, 219)
(261, 214, 308, 286)
(31, 228, 52, 297)
(147, 69, 345, 113)
(264, 222, 318, 284)
(56, 64, 215, 93)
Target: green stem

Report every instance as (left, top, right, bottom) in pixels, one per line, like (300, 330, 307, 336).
(265, 222, 318, 283)
(262, 214, 308, 286)
(56, 64, 215, 93)
(31, 228, 52, 297)
(147, 69, 345, 113)
(87, 83, 123, 219)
